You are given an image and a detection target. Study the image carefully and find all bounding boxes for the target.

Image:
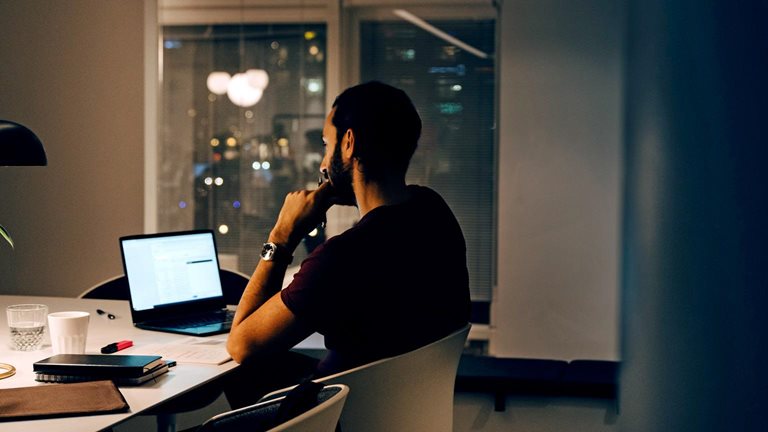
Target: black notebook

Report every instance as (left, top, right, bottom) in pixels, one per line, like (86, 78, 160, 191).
(34, 363, 170, 385)
(33, 354, 165, 379)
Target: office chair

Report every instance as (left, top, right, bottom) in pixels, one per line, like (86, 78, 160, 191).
(78, 274, 130, 300)
(79, 268, 251, 432)
(79, 269, 250, 304)
(198, 383, 349, 432)
(262, 323, 471, 432)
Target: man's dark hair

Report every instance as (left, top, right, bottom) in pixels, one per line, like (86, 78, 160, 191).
(332, 81, 421, 182)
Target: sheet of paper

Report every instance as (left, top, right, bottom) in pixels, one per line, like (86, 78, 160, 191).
(128, 337, 232, 365)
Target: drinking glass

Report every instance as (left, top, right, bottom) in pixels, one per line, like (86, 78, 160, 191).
(6, 304, 48, 351)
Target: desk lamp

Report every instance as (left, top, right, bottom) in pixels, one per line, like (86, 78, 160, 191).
(0, 119, 47, 379)
(0, 120, 47, 248)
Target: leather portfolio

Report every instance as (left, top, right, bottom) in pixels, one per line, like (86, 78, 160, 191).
(0, 380, 129, 421)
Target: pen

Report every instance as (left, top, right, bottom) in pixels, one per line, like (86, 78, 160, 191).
(96, 309, 116, 320)
(101, 340, 133, 354)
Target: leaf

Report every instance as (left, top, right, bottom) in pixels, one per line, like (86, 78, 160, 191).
(0, 224, 14, 249)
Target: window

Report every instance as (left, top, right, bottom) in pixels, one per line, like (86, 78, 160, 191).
(357, 15, 496, 319)
(159, 23, 327, 268)
(157, 1, 497, 323)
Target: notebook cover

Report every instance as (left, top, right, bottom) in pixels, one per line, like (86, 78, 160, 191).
(33, 354, 164, 378)
(35, 363, 170, 386)
(0, 380, 129, 421)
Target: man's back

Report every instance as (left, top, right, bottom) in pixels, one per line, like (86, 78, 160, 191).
(281, 185, 471, 375)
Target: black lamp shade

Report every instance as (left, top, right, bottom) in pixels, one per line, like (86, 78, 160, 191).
(0, 120, 48, 166)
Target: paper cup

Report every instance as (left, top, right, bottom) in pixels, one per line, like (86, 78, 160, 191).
(48, 311, 90, 354)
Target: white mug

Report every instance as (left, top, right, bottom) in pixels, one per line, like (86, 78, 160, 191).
(48, 311, 90, 354)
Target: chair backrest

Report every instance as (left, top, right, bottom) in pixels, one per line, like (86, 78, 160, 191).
(78, 269, 250, 303)
(199, 383, 349, 432)
(219, 268, 250, 305)
(79, 275, 130, 300)
(265, 323, 471, 432)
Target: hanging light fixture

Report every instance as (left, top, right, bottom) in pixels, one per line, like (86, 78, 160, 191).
(226, 72, 264, 107)
(206, 69, 269, 108)
(246, 69, 269, 90)
(206, 71, 231, 95)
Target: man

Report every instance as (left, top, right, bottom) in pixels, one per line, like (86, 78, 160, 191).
(225, 81, 471, 406)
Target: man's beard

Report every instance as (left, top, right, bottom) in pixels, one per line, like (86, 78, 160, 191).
(329, 144, 357, 206)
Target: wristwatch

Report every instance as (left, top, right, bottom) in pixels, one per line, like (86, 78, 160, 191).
(260, 242, 293, 264)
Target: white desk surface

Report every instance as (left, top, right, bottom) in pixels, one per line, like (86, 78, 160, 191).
(0, 295, 239, 432)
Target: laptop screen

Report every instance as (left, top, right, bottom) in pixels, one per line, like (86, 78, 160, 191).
(120, 230, 224, 312)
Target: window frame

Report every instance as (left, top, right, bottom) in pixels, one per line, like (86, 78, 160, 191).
(150, 0, 498, 328)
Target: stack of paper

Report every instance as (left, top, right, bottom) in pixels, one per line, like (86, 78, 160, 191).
(128, 337, 232, 365)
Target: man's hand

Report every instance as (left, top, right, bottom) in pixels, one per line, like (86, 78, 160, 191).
(269, 181, 335, 251)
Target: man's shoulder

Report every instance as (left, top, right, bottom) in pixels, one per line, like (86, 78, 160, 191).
(406, 185, 450, 207)
(406, 184, 439, 199)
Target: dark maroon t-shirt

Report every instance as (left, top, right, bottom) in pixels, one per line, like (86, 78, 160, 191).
(281, 185, 471, 376)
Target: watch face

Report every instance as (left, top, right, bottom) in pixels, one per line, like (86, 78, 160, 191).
(261, 243, 276, 260)
(260, 241, 292, 264)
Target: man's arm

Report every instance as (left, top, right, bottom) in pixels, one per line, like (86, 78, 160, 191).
(226, 258, 310, 364)
(226, 183, 334, 364)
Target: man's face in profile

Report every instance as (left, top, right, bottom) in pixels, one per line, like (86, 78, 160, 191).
(322, 108, 356, 206)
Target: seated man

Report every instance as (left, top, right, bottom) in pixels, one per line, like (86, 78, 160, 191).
(225, 81, 471, 407)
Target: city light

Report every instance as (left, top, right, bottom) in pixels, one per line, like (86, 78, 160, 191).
(214, 177, 224, 186)
(218, 224, 229, 234)
(204, 177, 213, 185)
(306, 78, 323, 94)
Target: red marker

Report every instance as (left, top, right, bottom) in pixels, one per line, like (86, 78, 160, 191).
(100, 340, 133, 354)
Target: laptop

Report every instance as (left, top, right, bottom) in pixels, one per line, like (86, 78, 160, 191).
(119, 229, 234, 336)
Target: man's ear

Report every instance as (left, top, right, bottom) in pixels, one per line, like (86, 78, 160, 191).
(343, 128, 355, 158)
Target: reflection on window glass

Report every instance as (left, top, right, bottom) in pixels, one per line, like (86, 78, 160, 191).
(160, 24, 327, 270)
(360, 20, 496, 308)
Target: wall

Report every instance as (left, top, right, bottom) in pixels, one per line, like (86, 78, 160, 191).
(493, 0, 623, 360)
(0, 0, 146, 297)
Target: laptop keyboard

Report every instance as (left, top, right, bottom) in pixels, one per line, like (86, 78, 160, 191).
(153, 309, 234, 329)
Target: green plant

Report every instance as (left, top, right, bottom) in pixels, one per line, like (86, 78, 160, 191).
(1, 224, 13, 248)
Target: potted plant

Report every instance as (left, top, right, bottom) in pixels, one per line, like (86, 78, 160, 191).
(1, 225, 13, 248)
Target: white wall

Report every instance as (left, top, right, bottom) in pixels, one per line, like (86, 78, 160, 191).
(0, 0, 147, 296)
(492, 0, 623, 360)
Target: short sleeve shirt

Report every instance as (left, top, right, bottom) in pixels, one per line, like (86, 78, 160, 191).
(281, 185, 471, 376)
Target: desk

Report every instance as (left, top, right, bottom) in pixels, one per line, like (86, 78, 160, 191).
(0, 295, 239, 432)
